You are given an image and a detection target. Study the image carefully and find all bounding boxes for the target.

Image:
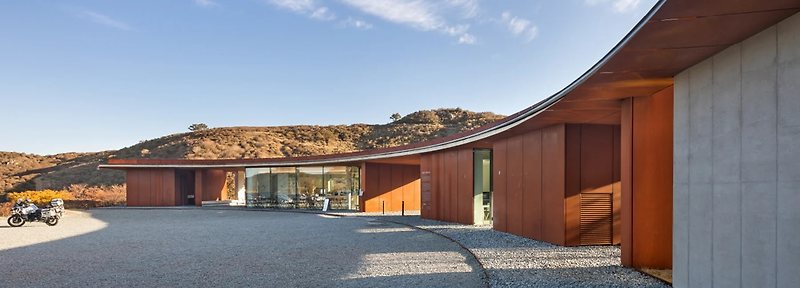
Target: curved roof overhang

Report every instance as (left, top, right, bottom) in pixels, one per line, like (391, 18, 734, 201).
(99, 0, 800, 170)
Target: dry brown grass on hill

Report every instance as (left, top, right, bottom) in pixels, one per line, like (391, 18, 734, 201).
(0, 108, 504, 194)
(65, 184, 126, 207)
(0, 152, 90, 192)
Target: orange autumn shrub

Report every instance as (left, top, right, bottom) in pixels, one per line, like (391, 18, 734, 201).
(6, 190, 74, 207)
(3, 185, 126, 210)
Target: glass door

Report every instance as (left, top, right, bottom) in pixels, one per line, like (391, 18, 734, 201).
(473, 149, 492, 225)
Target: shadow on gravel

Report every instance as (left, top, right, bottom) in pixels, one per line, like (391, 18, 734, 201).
(363, 215, 668, 288)
(0, 209, 485, 288)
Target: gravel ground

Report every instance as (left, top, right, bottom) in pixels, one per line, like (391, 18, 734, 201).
(353, 215, 669, 288)
(0, 209, 484, 288)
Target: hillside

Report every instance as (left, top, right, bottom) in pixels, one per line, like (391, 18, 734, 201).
(0, 108, 504, 193)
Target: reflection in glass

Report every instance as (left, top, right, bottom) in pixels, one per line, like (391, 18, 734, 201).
(270, 167, 297, 207)
(245, 166, 360, 210)
(246, 168, 271, 207)
(324, 166, 361, 210)
(298, 167, 324, 208)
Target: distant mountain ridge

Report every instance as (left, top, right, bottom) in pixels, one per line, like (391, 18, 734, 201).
(0, 108, 504, 194)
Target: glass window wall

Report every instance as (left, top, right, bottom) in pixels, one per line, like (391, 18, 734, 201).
(246, 168, 271, 207)
(324, 166, 361, 210)
(246, 166, 360, 210)
(297, 167, 324, 209)
(270, 167, 297, 208)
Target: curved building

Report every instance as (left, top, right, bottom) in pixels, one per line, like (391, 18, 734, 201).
(101, 0, 800, 286)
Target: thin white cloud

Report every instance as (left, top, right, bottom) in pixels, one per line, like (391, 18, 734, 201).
(613, 0, 641, 13)
(310, 7, 336, 20)
(338, 0, 478, 44)
(444, 0, 480, 18)
(76, 9, 133, 31)
(458, 33, 476, 44)
(584, 0, 641, 13)
(268, 0, 315, 12)
(500, 11, 538, 43)
(269, 0, 315, 12)
(338, 0, 441, 31)
(267, 0, 336, 20)
(342, 17, 373, 30)
(194, 0, 218, 8)
(443, 24, 469, 36)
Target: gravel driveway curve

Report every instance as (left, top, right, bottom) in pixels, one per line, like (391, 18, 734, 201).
(0, 209, 484, 288)
(368, 215, 669, 288)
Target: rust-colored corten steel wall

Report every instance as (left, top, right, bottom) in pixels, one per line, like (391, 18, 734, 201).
(568, 124, 622, 246)
(125, 168, 227, 207)
(126, 169, 176, 206)
(419, 148, 474, 225)
(493, 124, 620, 246)
(621, 86, 673, 269)
(200, 169, 227, 202)
(360, 163, 420, 213)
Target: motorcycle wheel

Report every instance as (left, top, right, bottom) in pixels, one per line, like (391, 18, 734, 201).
(45, 217, 59, 226)
(7, 215, 25, 227)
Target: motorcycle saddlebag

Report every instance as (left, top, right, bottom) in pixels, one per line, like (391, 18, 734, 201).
(50, 199, 64, 207)
(41, 208, 56, 218)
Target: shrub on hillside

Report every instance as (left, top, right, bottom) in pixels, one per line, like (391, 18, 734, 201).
(189, 123, 209, 131)
(390, 113, 402, 122)
(7, 190, 74, 207)
(397, 110, 441, 125)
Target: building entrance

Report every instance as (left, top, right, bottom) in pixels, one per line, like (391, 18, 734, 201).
(175, 169, 195, 206)
(473, 149, 492, 225)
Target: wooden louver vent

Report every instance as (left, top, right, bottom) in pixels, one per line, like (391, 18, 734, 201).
(580, 193, 613, 245)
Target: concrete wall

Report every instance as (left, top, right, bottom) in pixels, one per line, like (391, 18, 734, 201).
(673, 12, 800, 288)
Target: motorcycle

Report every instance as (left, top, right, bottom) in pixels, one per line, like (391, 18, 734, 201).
(6, 198, 64, 227)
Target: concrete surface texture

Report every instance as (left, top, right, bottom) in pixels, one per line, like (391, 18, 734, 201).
(673, 11, 800, 288)
(0, 209, 484, 288)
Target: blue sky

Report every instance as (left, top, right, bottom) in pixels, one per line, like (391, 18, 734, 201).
(0, 0, 657, 155)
